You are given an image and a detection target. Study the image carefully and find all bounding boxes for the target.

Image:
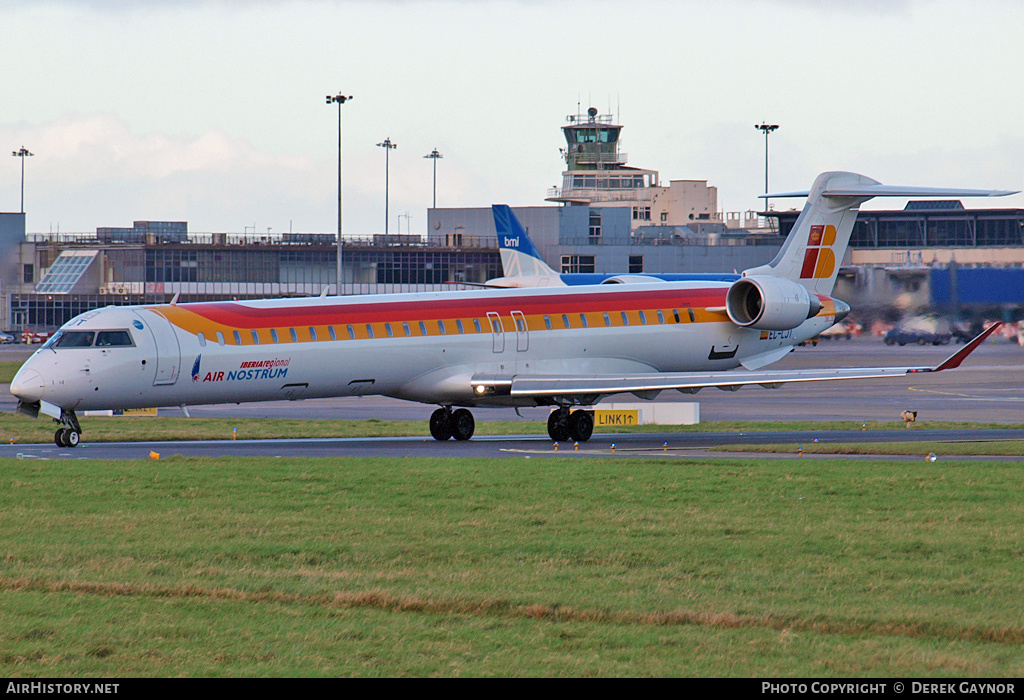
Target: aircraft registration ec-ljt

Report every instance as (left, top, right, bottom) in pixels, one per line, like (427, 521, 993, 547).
(9, 171, 1016, 447)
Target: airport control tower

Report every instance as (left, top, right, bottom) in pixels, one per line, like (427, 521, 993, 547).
(546, 106, 661, 206)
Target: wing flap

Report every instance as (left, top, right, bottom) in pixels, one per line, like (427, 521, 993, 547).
(481, 323, 1000, 400)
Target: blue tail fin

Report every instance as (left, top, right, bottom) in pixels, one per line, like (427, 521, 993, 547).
(492, 205, 561, 279)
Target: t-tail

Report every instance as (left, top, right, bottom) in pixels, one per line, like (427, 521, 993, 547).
(491, 204, 564, 285)
(725, 171, 1016, 332)
(744, 171, 1017, 295)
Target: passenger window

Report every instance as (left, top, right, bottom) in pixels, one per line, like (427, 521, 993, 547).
(473, 318, 482, 333)
(620, 312, 629, 326)
(347, 325, 355, 340)
(673, 309, 681, 323)
(309, 327, 318, 341)
(516, 317, 526, 332)
(639, 311, 647, 325)
(329, 326, 337, 340)
(198, 332, 207, 347)
(456, 319, 465, 334)
(403, 322, 411, 337)
(419, 321, 428, 336)
(95, 330, 133, 347)
(544, 315, 552, 330)
(562, 314, 570, 329)
(438, 320, 446, 335)
(385, 323, 394, 337)
(233, 330, 242, 345)
(580, 314, 589, 328)
(688, 308, 696, 323)
(216, 331, 225, 346)
(251, 330, 260, 344)
(270, 329, 279, 343)
(366, 324, 375, 339)
(603, 313, 611, 327)
(657, 310, 665, 324)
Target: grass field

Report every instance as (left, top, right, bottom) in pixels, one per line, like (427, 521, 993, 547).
(2, 455, 1022, 676)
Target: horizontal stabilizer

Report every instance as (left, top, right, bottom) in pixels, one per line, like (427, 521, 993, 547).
(762, 186, 1018, 199)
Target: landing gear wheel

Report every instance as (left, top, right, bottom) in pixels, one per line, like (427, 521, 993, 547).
(54, 428, 80, 448)
(53, 409, 83, 448)
(568, 410, 594, 442)
(450, 408, 475, 441)
(547, 409, 570, 442)
(429, 407, 453, 441)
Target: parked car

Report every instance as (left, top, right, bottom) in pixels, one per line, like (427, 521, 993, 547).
(0, 331, 14, 344)
(884, 316, 952, 346)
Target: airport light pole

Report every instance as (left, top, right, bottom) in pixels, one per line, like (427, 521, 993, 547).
(376, 137, 397, 235)
(754, 123, 778, 212)
(326, 93, 352, 294)
(11, 146, 33, 214)
(423, 148, 443, 209)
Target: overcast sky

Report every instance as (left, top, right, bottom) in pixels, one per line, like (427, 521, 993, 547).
(3, 0, 1023, 235)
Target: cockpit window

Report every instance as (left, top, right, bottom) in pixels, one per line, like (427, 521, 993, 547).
(51, 331, 96, 348)
(96, 330, 133, 347)
(43, 329, 134, 349)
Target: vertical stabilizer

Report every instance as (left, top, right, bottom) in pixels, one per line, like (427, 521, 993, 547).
(492, 205, 562, 280)
(744, 172, 876, 296)
(744, 171, 1017, 296)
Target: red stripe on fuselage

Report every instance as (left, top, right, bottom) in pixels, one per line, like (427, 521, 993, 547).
(168, 287, 729, 330)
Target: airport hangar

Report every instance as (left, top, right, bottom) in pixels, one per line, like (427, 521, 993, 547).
(3, 108, 1024, 332)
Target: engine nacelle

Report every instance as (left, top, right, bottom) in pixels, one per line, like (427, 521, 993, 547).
(599, 275, 668, 285)
(726, 276, 821, 331)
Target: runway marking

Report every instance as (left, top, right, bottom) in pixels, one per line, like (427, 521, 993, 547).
(908, 386, 1024, 402)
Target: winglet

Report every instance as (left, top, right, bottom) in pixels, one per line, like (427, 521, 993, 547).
(931, 322, 1002, 372)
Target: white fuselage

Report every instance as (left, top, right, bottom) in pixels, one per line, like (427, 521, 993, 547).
(11, 282, 836, 413)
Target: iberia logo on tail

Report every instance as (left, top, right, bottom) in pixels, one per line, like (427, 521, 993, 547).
(800, 224, 837, 279)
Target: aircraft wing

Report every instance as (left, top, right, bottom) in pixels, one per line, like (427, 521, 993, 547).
(471, 323, 1001, 400)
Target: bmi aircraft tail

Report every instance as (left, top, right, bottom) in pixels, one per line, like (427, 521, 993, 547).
(492, 205, 562, 282)
(745, 171, 1017, 295)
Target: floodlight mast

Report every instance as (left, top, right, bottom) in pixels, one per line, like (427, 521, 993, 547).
(11, 146, 33, 214)
(377, 137, 397, 235)
(326, 94, 352, 294)
(424, 148, 443, 209)
(754, 123, 779, 211)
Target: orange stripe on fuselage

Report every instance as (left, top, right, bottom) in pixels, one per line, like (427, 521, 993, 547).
(147, 287, 731, 344)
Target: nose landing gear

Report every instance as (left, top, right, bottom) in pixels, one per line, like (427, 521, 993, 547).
(53, 409, 82, 448)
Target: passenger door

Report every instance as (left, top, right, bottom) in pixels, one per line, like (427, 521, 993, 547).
(134, 310, 181, 386)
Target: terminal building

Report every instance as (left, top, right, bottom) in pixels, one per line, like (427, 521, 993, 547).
(3, 107, 1024, 333)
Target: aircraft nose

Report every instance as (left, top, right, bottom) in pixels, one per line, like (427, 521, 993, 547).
(10, 367, 44, 403)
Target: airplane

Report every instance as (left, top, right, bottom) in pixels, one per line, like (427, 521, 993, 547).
(486, 204, 741, 287)
(9, 171, 1014, 448)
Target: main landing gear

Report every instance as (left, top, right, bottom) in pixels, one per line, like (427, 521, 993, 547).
(54, 409, 82, 448)
(428, 405, 595, 443)
(430, 406, 476, 441)
(547, 407, 594, 443)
